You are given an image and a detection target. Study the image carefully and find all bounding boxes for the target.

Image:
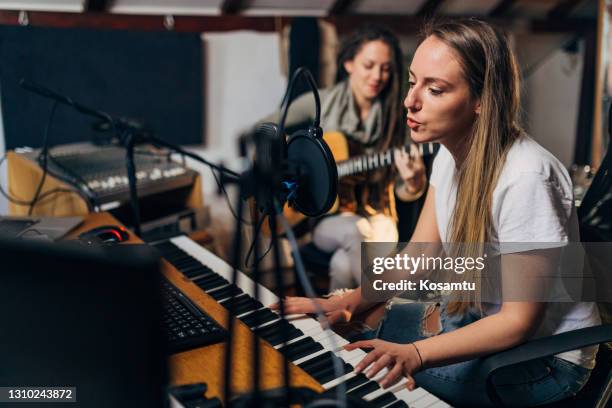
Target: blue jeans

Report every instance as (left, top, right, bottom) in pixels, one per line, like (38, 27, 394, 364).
(370, 301, 591, 407)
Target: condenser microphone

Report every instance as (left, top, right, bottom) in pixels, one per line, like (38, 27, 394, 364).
(247, 121, 336, 218)
(285, 127, 336, 216)
(250, 67, 337, 218)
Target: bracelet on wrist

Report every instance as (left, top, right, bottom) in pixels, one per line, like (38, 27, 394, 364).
(410, 342, 424, 371)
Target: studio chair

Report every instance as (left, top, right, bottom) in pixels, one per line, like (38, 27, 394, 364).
(480, 145, 612, 408)
(479, 325, 612, 407)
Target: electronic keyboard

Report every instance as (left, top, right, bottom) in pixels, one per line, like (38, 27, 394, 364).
(152, 236, 450, 408)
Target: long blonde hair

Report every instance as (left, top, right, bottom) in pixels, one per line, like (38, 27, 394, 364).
(422, 19, 523, 315)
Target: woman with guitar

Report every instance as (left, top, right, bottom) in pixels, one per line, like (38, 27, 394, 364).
(266, 24, 428, 290)
(274, 19, 601, 406)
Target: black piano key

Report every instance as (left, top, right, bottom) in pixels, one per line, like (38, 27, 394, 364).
(369, 392, 397, 408)
(194, 276, 228, 291)
(385, 400, 408, 408)
(173, 258, 197, 268)
(232, 302, 259, 317)
(298, 351, 334, 373)
(327, 373, 369, 394)
(167, 256, 194, 266)
(278, 336, 312, 353)
(227, 296, 261, 312)
(308, 363, 336, 383)
(279, 338, 323, 361)
(240, 309, 278, 328)
(297, 351, 332, 369)
(180, 265, 214, 278)
(347, 381, 379, 399)
(313, 363, 353, 385)
(306, 354, 348, 380)
(255, 318, 301, 335)
(254, 319, 301, 339)
(193, 274, 225, 286)
(260, 328, 303, 347)
(221, 296, 262, 316)
(208, 285, 242, 301)
(220, 294, 263, 310)
(220, 293, 248, 306)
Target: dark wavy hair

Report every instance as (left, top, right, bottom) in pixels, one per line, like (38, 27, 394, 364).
(336, 24, 406, 150)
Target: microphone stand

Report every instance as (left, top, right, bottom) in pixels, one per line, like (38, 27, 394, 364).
(19, 79, 240, 237)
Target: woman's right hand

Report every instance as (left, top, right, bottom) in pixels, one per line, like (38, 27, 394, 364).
(270, 295, 353, 325)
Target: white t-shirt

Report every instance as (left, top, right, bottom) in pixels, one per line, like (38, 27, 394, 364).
(429, 135, 601, 368)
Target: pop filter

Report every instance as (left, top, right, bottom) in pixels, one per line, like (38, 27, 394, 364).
(286, 128, 337, 216)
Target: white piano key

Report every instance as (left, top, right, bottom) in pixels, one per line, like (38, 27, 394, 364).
(322, 371, 357, 390)
(236, 307, 266, 319)
(412, 393, 445, 408)
(394, 387, 431, 405)
(273, 333, 308, 349)
(293, 348, 328, 366)
(251, 317, 281, 330)
(317, 334, 348, 350)
(285, 315, 321, 333)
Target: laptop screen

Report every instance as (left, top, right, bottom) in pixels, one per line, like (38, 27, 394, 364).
(0, 239, 167, 407)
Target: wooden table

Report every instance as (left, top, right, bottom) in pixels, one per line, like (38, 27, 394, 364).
(68, 212, 323, 403)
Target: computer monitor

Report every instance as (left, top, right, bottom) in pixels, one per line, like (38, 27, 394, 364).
(0, 239, 167, 408)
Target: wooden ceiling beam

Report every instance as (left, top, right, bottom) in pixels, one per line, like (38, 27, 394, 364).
(0, 11, 280, 32)
(0, 11, 593, 36)
(84, 0, 108, 13)
(417, 0, 447, 17)
(489, 0, 517, 17)
(220, 0, 249, 15)
(328, 0, 356, 15)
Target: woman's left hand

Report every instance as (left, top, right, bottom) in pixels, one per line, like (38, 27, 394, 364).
(394, 144, 426, 195)
(345, 339, 422, 390)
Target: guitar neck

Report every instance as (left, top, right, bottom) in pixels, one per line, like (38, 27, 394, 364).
(336, 142, 437, 178)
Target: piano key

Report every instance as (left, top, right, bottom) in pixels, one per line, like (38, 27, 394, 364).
(327, 373, 370, 394)
(298, 351, 334, 372)
(428, 401, 451, 408)
(367, 392, 396, 408)
(278, 338, 323, 361)
(394, 387, 431, 406)
(220, 294, 260, 309)
(255, 323, 302, 343)
(347, 381, 380, 399)
(240, 309, 279, 328)
(385, 400, 409, 408)
(254, 321, 303, 346)
(207, 284, 242, 301)
(363, 378, 407, 403)
(322, 371, 357, 390)
(411, 392, 445, 408)
(312, 363, 353, 384)
(221, 293, 262, 308)
(193, 276, 228, 291)
(293, 347, 328, 366)
(181, 266, 215, 279)
(283, 315, 322, 334)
